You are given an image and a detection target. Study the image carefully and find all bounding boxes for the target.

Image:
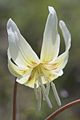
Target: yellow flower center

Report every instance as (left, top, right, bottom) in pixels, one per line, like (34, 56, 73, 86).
(33, 63, 43, 74)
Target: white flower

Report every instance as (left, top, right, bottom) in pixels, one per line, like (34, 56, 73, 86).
(7, 6, 71, 110)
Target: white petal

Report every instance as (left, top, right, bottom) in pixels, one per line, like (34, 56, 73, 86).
(7, 19, 40, 68)
(42, 67, 62, 82)
(8, 57, 28, 78)
(49, 21, 71, 70)
(40, 6, 60, 62)
(8, 60, 24, 77)
(54, 70, 63, 76)
(8, 50, 31, 77)
(59, 20, 71, 50)
(50, 51, 69, 71)
(16, 74, 31, 84)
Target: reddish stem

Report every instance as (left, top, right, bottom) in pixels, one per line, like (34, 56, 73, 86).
(13, 78, 17, 120)
(45, 99, 80, 120)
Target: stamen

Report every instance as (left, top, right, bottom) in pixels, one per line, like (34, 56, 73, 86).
(34, 83, 42, 111)
(43, 82, 50, 101)
(39, 79, 52, 108)
(46, 82, 50, 96)
(51, 82, 61, 106)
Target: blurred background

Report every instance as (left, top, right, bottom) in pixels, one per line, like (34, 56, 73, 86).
(0, 0, 80, 120)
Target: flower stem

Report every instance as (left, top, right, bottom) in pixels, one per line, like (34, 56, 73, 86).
(45, 99, 80, 120)
(13, 78, 17, 120)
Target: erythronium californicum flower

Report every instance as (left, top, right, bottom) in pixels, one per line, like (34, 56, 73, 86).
(7, 6, 71, 110)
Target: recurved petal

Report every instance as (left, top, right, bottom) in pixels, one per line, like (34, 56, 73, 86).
(59, 20, 71, 50)
(7, 19, 40, 68)
(8, 58, 27, 78)
(40, 6, 60, 62)
(54, 70, 63, 76)
(16, 74, 31, 84)
(48, 51, 69, 71)
(42, 67, 63, 82)
(48, 21, 71, 71)
(8, 50, 31, 78)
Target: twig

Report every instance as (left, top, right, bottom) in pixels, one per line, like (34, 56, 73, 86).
(45, 99, 80, 120)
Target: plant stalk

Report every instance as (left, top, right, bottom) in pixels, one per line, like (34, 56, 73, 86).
(45, 99, 80, 120)
(13, 78, 18, 120)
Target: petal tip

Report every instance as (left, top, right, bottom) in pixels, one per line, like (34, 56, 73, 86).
(59, 20, 65, 28)
(7, 18, 19, 33)
(59, 20, 71, 39)
(48, 6, 55, 15)
(7, 18, 14, 28)
(7, 18, 15, 33)
(8, 18, 13, 22)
